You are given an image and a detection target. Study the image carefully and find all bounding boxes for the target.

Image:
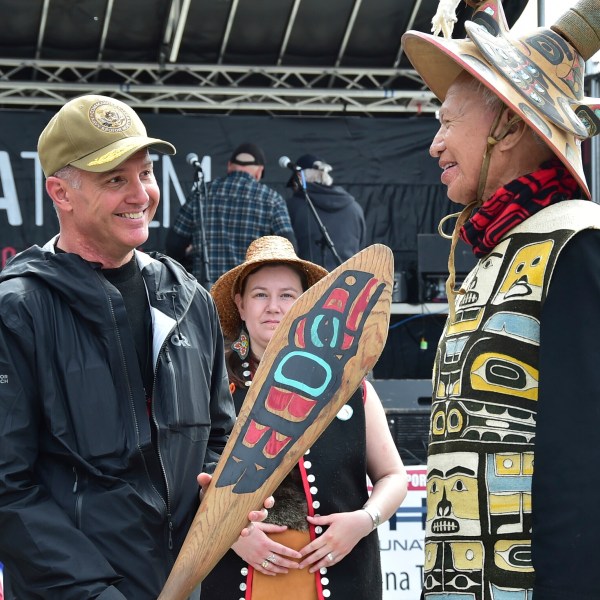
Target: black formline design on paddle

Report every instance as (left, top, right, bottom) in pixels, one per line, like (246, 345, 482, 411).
(217, 268, 385, 494)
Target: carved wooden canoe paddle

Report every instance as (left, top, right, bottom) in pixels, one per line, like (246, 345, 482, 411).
(158, 244, 393, 600)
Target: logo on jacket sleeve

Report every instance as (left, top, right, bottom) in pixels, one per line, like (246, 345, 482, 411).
(170, 332, 191, 347)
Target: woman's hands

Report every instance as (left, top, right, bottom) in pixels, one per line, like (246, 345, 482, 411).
(298, 510, 374, 573)
(232, 522, 303, 576)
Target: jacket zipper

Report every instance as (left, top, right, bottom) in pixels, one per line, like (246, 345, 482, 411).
(101, 275, 174, 551)
(153, 341, 177, 550)
(72, 466, 83, 529)
(152, 288, 191, 550)
(151, 287, 195, 550)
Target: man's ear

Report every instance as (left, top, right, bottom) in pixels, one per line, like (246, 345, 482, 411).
(496, 110, 528, 151)
(45, 176, 73, 213)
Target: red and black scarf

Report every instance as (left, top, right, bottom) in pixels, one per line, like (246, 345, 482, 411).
(460, 159, 581, 257)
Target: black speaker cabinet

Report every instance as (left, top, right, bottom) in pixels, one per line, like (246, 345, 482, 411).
(371, 379, 432, 466)
(417, 233, 477, 302)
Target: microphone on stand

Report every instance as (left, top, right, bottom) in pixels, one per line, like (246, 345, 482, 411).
(278, 156, 302, 171)
(184, 152, 210, 289)
(186, 152, 203, 171)
(280, 155, 342, 267)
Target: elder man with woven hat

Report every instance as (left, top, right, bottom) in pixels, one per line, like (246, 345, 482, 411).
(402, 1, 600, 598)
(0, 95, 269, 599)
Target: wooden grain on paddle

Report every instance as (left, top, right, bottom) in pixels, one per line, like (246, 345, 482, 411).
(158, 244, 393, 600)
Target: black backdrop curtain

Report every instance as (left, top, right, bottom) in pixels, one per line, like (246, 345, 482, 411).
(0, 110, 451, 276)
(0, 110, 453, 378)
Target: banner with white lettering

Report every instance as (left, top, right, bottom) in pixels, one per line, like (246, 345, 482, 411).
(0, 110, 450, 273)
(381, 466, 427, 599)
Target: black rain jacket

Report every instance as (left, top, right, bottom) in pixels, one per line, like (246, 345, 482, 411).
(0, 242, 234, 599)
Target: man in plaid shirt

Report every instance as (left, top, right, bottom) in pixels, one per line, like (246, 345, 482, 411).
(167, 143, 297, 287)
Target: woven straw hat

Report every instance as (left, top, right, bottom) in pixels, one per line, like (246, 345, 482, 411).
(402, 0, 600, 198)
(211, 236, 328, 340)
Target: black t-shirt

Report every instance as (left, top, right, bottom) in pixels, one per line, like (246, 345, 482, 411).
(103, 256, 154, 398)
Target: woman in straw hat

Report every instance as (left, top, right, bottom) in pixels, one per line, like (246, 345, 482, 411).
(203, 236, 407, 600)
(401, 0, 600, 598)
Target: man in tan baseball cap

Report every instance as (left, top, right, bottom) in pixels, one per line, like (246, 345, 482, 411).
(0, 96, 271, 598)
(38, 94, 176, 268)
(38, 94, 175, 177)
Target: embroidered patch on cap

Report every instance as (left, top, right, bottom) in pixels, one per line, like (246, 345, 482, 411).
(88, 100, 132, 133)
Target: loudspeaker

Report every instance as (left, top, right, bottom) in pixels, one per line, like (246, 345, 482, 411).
(417, 234, 477, 302)
(392, 271, 408, 303)
(371, 379, 431, 466)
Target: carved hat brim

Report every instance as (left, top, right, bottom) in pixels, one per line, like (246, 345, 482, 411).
(402, 0, 600, 199)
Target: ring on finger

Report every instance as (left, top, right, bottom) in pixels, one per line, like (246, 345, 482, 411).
(261, 559, 270, 569)
(266, 553, 277, 564)
(326, 552, 334, 562)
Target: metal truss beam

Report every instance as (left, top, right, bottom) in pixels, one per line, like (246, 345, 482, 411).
(0, 59, 438, 115)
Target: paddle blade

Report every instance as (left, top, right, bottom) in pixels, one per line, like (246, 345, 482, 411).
(158, 244, 393, 600)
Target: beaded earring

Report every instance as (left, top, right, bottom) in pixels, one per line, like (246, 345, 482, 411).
(231, 328, 249, 360)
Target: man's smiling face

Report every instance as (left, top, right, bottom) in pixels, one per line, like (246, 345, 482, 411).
(56, 149, 159, 267)
(429, 74, 499, 205)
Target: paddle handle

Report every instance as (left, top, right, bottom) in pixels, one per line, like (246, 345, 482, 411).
(158, 483, 258, 600)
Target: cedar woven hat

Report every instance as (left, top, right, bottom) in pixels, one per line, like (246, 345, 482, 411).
(211, 236, 328, 340)
(402, 0, 600, 199)
(38, 94, 175, 177)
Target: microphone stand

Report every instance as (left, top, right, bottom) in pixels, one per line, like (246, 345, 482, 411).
(189, 165, 212, 290)
(291, 169, 343, 267)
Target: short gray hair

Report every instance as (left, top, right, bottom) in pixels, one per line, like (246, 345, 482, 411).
(302, 161, 333, 186)
(461, 74, 505, 113)
(52, 165, 82, 189)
